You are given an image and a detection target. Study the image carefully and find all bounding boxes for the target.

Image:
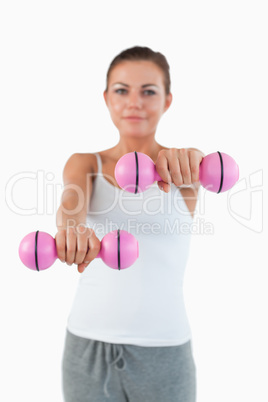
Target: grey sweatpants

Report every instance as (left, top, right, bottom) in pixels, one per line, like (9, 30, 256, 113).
(62, 330, 196, 402)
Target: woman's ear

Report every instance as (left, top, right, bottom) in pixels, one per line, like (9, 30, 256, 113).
(103, 90, 108, 106)
(164, 92, 173, 112)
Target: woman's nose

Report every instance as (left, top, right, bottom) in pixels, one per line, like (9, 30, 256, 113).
(127, 91, 142, 108)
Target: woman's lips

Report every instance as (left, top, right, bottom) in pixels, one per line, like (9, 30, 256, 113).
(123, 116, 145, 121)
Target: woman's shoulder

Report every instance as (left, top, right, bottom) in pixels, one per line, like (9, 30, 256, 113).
(64, 152, 98, 175)
(64, 148, 116, 174)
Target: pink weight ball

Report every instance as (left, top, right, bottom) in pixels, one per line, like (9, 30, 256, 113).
(115, 151, 239, 193)
(19, 231, 57, 271)
(19, 230, 139, 271)
(115, 152, 160, 193)
(199, 152, 239, 193)
(99, 230, 139, 269)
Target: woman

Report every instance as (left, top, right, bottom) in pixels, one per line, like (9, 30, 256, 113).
(58, 46, 204, 402)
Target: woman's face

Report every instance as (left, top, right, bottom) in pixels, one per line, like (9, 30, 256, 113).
(104, 60, 172, 138)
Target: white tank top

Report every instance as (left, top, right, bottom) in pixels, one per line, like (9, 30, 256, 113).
(67, 153, 194, 346)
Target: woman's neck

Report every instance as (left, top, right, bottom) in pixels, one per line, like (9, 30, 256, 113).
(113, 137, 166, 162)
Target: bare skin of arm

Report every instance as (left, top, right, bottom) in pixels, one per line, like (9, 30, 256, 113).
(55, 153, 100, 273)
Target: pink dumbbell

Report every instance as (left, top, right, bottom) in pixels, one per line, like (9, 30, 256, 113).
(115, 151, 239, 194)
(19, 229, 139, 271)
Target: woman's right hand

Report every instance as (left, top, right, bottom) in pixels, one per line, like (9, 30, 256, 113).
(55, 225, 101, 273)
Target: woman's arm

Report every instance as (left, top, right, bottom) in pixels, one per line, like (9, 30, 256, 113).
(55, 153, 100, 273)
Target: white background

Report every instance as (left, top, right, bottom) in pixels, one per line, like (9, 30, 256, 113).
(1, 0, 267, 401)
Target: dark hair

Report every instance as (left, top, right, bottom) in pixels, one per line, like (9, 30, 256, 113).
(105, 46, 171, 95)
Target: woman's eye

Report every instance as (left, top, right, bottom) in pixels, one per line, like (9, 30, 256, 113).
(143, 90, 156, 96)
(115, 88, 127, 95)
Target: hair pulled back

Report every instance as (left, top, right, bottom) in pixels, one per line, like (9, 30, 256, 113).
(105, 46, 171, 95)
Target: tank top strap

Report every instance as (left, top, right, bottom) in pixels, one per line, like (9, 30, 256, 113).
(94, 153, 103, 175)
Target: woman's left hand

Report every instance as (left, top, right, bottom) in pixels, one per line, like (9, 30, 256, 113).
(155, 148, 205, 192)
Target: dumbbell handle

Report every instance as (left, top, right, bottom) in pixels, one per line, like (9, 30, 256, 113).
(147, 154, 215, 184)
